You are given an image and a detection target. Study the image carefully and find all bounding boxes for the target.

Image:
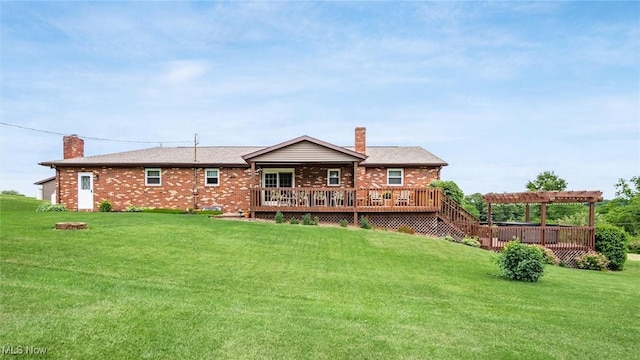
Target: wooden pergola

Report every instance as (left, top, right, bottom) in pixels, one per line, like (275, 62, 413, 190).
(481, 191, 603, 249)
(483, 190, 603, 225)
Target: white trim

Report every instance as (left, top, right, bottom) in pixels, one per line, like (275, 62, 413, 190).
(261, 168, 295, 206)
(77, 172, 94, 210)
(205, 168, 220, 187)
(145, 168, 161, 186)
(387, 168, 404, 186)
(262, 168, 295, 188)
(327, 169, 341, 186)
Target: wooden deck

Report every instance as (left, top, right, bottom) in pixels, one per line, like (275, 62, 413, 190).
(250, 187, 441, 213)
(478, 225, 595, 251)
(250, 187, 597, 257)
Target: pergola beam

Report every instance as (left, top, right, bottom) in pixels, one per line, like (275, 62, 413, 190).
(482, 190, 603, 205)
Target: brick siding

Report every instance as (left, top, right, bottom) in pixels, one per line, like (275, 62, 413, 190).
(56, 164, 440, 211)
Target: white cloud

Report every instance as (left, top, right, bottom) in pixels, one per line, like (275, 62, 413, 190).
(160, 60, 211, 85)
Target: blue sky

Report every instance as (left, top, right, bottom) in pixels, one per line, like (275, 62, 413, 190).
(1, 1, 638, 199)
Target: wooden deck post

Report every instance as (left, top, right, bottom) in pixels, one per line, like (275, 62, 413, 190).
(525, 204, 530, 222)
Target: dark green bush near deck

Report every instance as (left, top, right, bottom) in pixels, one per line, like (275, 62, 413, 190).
(496, 240, 545, 282)
(302, 213, 313, 226)
(274, 211, 285, 224)
(360, 215, 371, 229)
(595, 224, 628, 270)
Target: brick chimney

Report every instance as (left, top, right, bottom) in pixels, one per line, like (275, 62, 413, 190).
(355, 127, 366, 154)
(63, 135, 84, 159)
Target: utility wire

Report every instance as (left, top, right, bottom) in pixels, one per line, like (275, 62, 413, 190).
(0, 121, 191, 144)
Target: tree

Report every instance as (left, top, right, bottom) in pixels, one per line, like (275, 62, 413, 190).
(429, 180, 464, 204)
(614, 176, 640, 201)
(598, 177, 640, 235)
(525, 171, 578, 222)
(526, 170, 567, 192)
(463, 193, 486, 221)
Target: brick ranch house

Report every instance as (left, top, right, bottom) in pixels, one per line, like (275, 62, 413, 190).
(39, 127, 600, 264)
(39, 128, 466, 229)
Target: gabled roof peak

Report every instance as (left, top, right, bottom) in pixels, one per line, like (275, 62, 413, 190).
(242, 135, 367, 161)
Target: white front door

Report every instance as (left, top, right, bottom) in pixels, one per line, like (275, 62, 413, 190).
(77, 172, 94, 210)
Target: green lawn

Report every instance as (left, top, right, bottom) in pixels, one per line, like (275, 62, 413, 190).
(1, 195, 638, 359)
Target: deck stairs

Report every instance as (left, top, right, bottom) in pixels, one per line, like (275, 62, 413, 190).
(435, 193, 480, 240)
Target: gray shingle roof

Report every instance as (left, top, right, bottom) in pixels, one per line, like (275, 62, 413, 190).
(347, 146, 448, 166)
(40, 144, 447, 167)
(40, 146, 263, 167)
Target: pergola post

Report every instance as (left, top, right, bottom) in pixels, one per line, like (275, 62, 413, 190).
(525, 204, 530, 223)
(589, 201, 596, 248)
(540, 202, 547, 246)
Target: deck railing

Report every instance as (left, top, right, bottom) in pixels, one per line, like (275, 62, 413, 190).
(479, 225, 595, 251)
(439, 194, 480, 237)
(249, 187, 441, 212)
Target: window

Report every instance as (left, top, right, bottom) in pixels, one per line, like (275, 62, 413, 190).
(387, 168, 404, 186)
(145, 168, 161, 186)
(263, 169, 294, 188)
(205, 168, 220, 186)
(327, 169, 341, 186)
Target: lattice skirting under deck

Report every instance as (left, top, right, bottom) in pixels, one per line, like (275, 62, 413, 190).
(255, 212, 356, 225)
(255, 212, 461, 238)
(551, 249, 592, 268)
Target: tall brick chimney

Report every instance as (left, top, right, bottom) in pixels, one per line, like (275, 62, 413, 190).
(355, 127, 366, 154)
(63, 135, 84, 159)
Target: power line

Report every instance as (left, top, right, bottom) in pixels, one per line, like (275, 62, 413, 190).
(0, 121, 191, 144)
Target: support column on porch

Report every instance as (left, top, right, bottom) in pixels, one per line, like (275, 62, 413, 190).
(250, 162, 256, 219)
(353, 161, 359, 225)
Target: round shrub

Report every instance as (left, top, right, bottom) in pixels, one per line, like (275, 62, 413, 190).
(595, 224, 628, 271)
(496, 240, 545, 282)
(302, 213, 313, 226)
(359, 216, 371, 229)
(98, 200, 112, 212)
(443, 235, 456, 242)
(576, 252, 609, 271)
(274, 211, 285, 224)
(397, 225, 415, 234)
(532, 245, 560, 265)
(462, 237, 481, 248)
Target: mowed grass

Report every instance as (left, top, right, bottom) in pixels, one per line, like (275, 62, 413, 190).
(1, 195, 638, 359)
